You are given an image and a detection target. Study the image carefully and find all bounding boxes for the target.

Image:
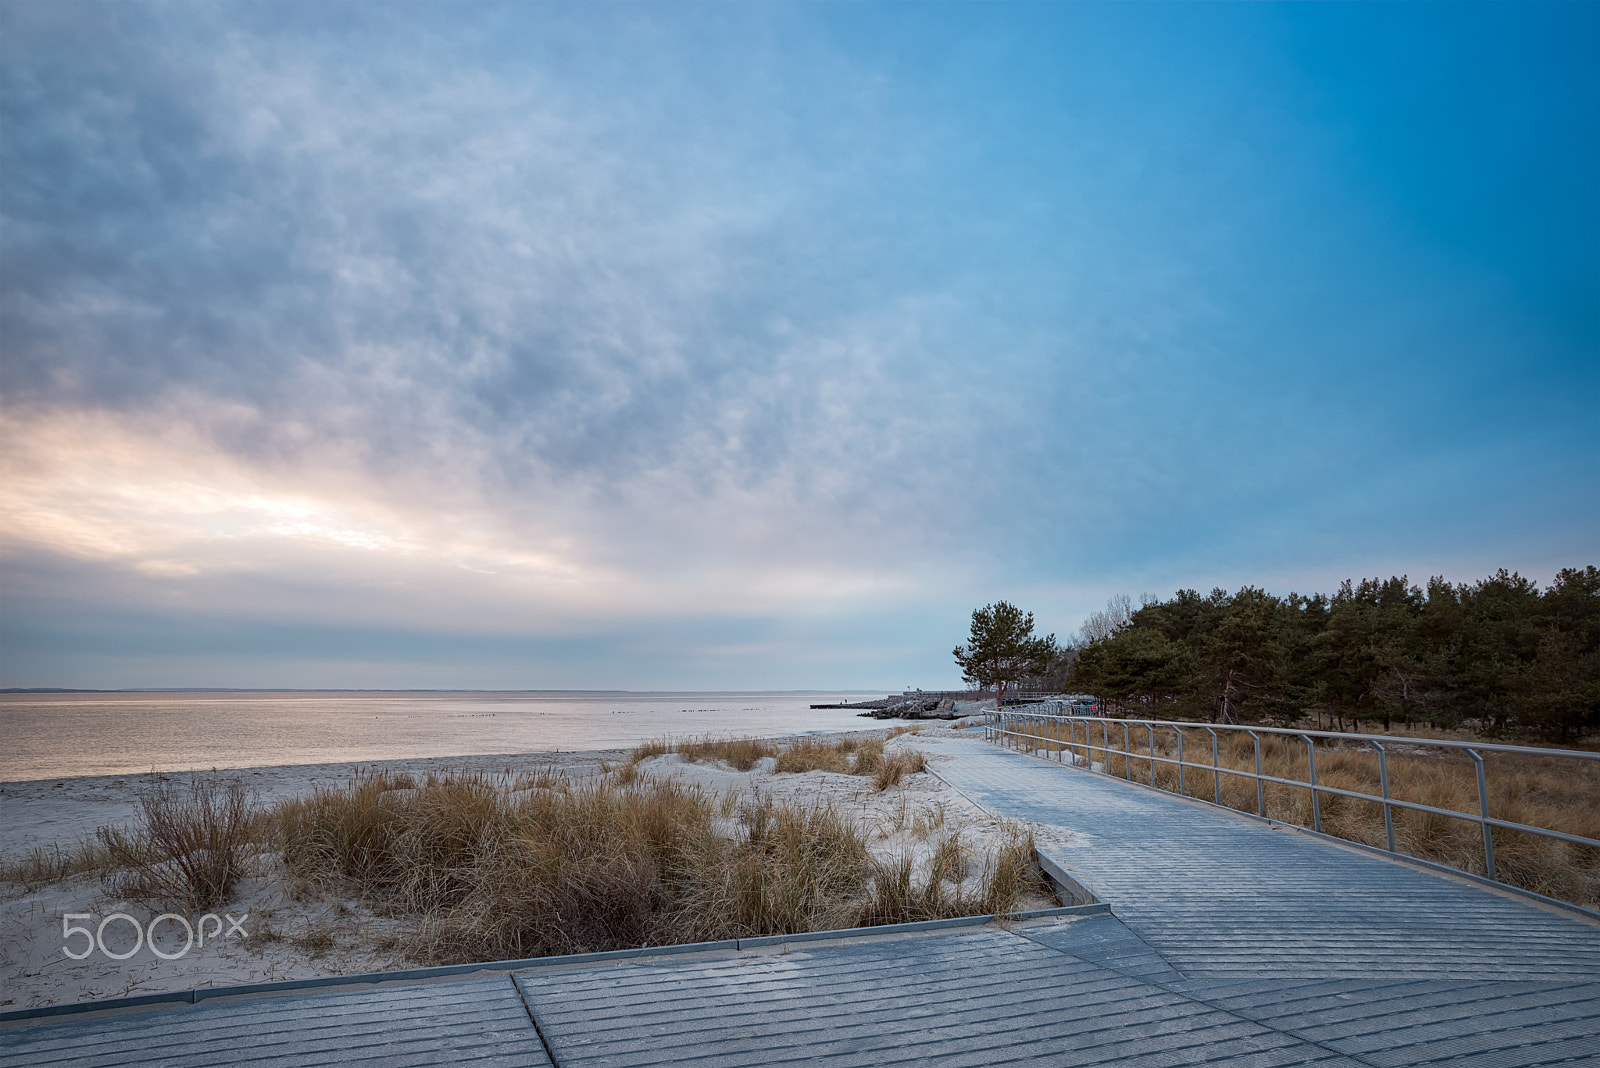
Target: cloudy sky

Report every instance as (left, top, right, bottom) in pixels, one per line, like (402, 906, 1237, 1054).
(1, 2, 1595, 690)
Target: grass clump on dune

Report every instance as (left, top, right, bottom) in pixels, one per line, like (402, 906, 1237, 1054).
(872, 750, 929, 793)
(771, 735, 926, 789)
(857, 829, 1051, 927)
(774, 736, 858, 774)
(0, 839, 121, 890)
(2, 778, 267, 910)
(96, 777, 262, 911)
(277, 766, 1044, 965)
(628, 736, 778, 771)
(631, 732, 933, 793)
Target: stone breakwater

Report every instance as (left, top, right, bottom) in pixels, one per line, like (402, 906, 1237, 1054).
(806, 693, 990, 720)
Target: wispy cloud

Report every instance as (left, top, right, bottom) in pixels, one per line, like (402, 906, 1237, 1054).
(2, 3, 1594, 687)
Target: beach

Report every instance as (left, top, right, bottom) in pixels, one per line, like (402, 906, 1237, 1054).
(0, 725, 1079, 1011)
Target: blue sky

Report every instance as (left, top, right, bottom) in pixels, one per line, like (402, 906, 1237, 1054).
(1, 2, 1595, 689)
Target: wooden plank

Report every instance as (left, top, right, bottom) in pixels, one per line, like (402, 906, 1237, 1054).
(517, 926, 1368, 1068)
(0, 976, 550, 1068)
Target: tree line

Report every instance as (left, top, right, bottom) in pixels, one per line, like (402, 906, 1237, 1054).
(1067, 567, 1599, 740)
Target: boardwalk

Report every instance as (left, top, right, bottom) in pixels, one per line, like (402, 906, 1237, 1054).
(4, 734, 1598, 1066)
(918, 735, 1600, 980)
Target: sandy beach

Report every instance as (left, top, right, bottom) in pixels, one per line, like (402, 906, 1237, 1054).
(0, 724, 1080, 1011)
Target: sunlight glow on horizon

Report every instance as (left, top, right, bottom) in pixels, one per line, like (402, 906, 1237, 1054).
(1, 3, 1594, 689)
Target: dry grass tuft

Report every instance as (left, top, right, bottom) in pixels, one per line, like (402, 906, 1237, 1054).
(279, 765, 1044, 965)
(627, 736, 778, 771)
(95, 777, 262, 911)
(856, 828, 1049, 926)
(770, 735, 925, 784)
(627, 732, 927, 786)
(851, 739, 886, 777)
(774, 736, 854, 774)
(0, 839, 121, 889)
(872, 750, 928, 793)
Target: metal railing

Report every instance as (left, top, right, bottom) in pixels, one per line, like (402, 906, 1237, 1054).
(985, 705, 1600, 914)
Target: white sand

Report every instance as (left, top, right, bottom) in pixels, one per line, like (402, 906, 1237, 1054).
(0, 725, 1077, 1011)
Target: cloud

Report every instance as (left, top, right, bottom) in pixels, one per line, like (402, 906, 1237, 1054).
(1, 4, 1594, 686)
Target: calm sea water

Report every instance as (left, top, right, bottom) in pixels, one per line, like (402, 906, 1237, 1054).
(0, 691, 903, 781)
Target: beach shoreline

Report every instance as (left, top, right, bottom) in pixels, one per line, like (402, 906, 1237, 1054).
(0, 723, 1070, 1011)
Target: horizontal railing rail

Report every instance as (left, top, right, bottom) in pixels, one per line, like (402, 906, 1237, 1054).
(984, 706, 1600, 912)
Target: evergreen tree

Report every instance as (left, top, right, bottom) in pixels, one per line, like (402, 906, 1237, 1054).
(1065, 567, 1599, 740)
(953, 602, 1057, 709)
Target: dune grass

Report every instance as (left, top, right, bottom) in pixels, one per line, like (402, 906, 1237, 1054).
(774, 735, 859, 774)
(872, 750, 929, 792)
(0, 838, 122, 889)
(93, 778, 263, 911)
(629, 736, 779, 771)
(1003, 718, 1600, 911)
(0, 777, 268, 909)
(629, 731, 928, 794)
(276, 767, 1049, 964)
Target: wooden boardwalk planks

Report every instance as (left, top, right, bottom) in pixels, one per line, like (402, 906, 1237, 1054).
(918, 734, 1600, 980)
(515, 925, 1368, 1068)
(0, 975, 551, 1068)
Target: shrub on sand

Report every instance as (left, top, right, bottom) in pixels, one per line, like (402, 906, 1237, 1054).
(98, 777, 260, 911)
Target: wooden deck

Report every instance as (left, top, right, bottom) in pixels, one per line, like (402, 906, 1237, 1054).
(4, 734, 1597, 1066)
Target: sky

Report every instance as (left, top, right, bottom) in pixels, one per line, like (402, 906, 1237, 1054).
(1, 2, 1596, 690)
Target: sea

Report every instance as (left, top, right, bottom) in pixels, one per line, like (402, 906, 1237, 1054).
(0, 690, 906, 782)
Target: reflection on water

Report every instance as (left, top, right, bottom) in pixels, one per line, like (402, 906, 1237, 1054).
(0, 691, 895, 781)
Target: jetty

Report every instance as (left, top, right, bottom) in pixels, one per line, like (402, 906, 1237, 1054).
(810, 690, 981, 719)
(5, 731, 1598, 1066)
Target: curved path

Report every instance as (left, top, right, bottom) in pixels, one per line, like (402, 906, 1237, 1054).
(919, 733, 1600, 1065)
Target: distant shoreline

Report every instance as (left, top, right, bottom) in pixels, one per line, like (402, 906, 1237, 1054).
(1, 687, 895, 695)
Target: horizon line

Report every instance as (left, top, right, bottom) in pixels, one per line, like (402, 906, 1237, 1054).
(0, 686, 912, 695)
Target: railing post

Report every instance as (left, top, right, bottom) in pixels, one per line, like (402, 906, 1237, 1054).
(1174, 727, 1186, 797)
(1122, 721, 1132, 780)
(1372, 740, 1395, 853)
(1102, 720, 1111, 774)
(1469, 749, 1496, 881)
(1204, 727, 1220, 805)
(1247, 730, 1264, 816)
(1300, 733, 1321, 834)
(1147, 724, 1157, 785)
